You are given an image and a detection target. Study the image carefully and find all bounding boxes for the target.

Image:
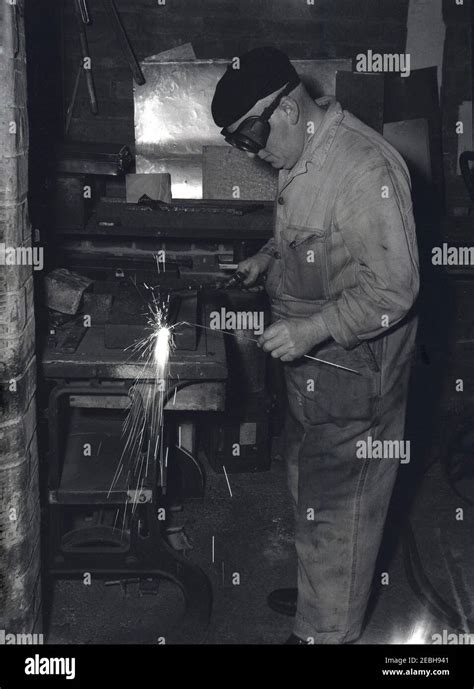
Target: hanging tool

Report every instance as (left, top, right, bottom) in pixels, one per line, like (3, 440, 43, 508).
(73, 0, 98, 114)
(77, 0, 91, 24)
(101, 0, 146, 86)
(65, 59, 83, 135)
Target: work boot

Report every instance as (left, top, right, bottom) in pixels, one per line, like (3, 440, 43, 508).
(267, 587, 297, 617)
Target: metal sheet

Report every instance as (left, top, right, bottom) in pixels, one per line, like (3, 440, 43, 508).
(134, 59, 351, 198)
(383, 119, 432, 184)
(336, 71, 385, 133)
(383, 118, 433, 217)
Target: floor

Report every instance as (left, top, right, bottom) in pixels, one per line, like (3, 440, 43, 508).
(46, 392, 474, 645)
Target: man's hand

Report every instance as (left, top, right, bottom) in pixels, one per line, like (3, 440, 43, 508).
(258, 316, 330, 362)
(237, 252, 272, 286)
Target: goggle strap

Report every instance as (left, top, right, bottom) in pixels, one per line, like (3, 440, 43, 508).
(260, 79, 300, 120)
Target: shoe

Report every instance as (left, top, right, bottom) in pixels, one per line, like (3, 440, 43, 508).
(267, 588, 297, 617)
(285, 634, 312, 645)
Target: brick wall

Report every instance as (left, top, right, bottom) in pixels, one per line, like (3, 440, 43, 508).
(0, 0, 41, 634)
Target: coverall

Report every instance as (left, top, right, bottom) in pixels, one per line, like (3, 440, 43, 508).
(260, 97, 420, 643)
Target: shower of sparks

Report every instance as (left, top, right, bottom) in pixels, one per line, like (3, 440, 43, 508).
(393, 620, 431, 645)
(107, 283, 181, 534)
(154, 325, 171, 370)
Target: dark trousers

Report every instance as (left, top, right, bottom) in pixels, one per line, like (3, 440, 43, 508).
(283, 338, 412, 643)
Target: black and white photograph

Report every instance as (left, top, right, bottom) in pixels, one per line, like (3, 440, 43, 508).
(0, 0, 473, 683)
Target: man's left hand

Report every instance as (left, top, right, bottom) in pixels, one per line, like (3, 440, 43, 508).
(258, 316, 330, 362)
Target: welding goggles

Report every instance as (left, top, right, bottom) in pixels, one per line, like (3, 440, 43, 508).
(220, 78, 300, 154)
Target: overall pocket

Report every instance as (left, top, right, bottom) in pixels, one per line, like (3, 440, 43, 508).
(281, 225, 328, 301)
(286, 344, 380, 427)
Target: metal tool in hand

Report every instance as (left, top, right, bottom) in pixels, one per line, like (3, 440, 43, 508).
(220, 270, 248, 289)
(217, 269, 265, 290)
(183, 320, 360, 375)
(163, 270, 249, 294)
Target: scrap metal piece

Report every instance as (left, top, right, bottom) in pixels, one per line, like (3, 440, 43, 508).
(45, 268, 92, 315)
(336, 71, 385, 133)
(57, 142, 133, 176)
(59, 324, 88, 353)
(126, 173, 171, 204)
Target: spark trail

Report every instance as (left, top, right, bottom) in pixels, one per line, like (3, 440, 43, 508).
(108, 287, 179, 533)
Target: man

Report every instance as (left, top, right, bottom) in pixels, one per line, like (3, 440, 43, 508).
(211, 47, 419, 644)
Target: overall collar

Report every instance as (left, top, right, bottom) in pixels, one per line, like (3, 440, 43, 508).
(279, 97, 344, 191)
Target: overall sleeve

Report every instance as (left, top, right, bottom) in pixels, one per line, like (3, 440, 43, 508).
(258, 237, 277, 257)
(320, 162, 420, 349)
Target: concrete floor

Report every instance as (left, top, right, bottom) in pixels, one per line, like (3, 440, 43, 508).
(46, 416, 473, 645)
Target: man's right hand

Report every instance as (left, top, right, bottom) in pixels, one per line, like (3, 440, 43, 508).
(237, 252, 272, 286)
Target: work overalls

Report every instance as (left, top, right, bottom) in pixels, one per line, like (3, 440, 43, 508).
(260, 99, 420, 643)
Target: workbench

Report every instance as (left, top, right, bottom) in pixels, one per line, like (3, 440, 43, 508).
(41, 307, 227, 643)
(42, 317, 227, 387)
(56, 197, 274, 242)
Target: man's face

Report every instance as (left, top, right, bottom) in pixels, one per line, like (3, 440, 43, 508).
(226, 95, 304, 170)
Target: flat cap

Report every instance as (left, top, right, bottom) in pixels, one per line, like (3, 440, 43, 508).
(211, 46, 300, 128)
